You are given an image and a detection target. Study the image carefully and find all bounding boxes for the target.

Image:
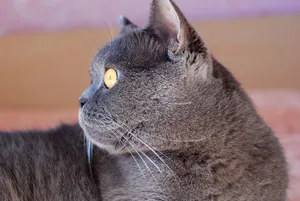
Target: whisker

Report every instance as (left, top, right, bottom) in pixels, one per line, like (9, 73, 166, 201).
(86, 118, 148, 179)
(122, 135, 157, 183)
(151, 146, 175, 164)
(84, 111, 206, 143)
(116, 133, 164, 192)
(125, 147, 146, 178)
(82, 116, 178, 187)
(139, 149, 162, 174)
(110, 122, 163, 174)
(113, 121, 175, 175)
(138, 100, 192, 106)
(119, 116, 206, 143)
(133, 135, 175, 175)
(103, 20, 115, 42)
(105, 125, 148, 179)
(87, 118, 155, 181)
(83, 115, 177, 174)
(110, 120, 178, 170)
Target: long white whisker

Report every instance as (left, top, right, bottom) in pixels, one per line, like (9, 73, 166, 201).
(114, 131, 164, 192)
(108, 131, 148, 179)
(86, 118, 157, 182)
(85, 111, 206, 143)
(113, 121, 175, 175)
(134, 135, 175, 175)
(125, 147, 146, 178)
(85, 116, 174, 175)
(103, 20, 115, 41)
(110, 122, 163, 174)
(82, 116, 179, 188)
(139, 149, 162, 174)
(88, 118, 147, 178)
(123, 136, 158, 183)
(151, 146, 175, 164)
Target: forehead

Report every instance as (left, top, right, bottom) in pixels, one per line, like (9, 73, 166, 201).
(91, 30, 168, 72)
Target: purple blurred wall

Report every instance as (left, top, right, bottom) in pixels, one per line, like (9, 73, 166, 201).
(1, 0, 300, 33)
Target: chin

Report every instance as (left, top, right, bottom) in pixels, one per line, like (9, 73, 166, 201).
(84, 129, 120, 154)
(78, 111, 122, 154)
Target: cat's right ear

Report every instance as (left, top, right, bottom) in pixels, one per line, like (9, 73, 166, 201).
(119, 16, 138, 35)
(148, 0, 209, 56)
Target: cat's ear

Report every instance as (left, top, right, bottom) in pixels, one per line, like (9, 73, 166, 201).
(119, 16, 138, 35)
(149, 0, 208, 56)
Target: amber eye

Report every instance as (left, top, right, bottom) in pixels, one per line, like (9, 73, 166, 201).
(104, 68, 118, 89)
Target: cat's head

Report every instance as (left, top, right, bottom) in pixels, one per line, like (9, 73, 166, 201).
(79, 0, 245, 154)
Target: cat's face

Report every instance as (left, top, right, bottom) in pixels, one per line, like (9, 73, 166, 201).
(79, 0, 239, 154)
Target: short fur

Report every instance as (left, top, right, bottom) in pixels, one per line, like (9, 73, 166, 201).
(1, 0, 288, 200)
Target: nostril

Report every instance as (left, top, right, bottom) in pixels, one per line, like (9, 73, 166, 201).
(79, 97, 88, 108)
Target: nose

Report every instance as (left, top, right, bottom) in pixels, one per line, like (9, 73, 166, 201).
(79, 97, 88, 108)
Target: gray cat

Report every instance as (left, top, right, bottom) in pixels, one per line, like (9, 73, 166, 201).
(0, 0, 288, 200)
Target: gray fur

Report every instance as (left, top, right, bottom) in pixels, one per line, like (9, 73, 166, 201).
(1, 0, 288, 200)
(0, 124, 101, 201)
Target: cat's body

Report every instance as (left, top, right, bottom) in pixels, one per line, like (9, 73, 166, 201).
(0, 124, 101, 201)
(0, 0, 288, 200)
(0, 117, 288, 201)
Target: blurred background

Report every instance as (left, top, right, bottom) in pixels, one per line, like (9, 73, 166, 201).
(0, 0, 299, 200)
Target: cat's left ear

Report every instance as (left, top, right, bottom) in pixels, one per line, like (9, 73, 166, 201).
(149, 0, 209, 57)
(119, 16, 138, 35)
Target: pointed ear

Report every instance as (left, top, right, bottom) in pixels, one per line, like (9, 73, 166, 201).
(149, 0, 208, 55)
(119, 16, 138, 35)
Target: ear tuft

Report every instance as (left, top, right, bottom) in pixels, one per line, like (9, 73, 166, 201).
(119, 16, 138, 35)
(120, 16, 133, 26)
(149, 0, 180, 41)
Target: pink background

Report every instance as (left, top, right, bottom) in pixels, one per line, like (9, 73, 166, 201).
(1, 0, 300, 34)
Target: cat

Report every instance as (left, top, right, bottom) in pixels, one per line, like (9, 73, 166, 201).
(0, 0, 288, 201)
